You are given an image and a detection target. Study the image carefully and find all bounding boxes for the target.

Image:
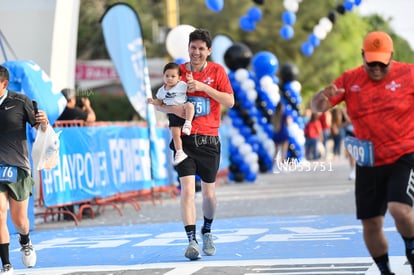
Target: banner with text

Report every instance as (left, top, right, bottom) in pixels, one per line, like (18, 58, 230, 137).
(41, 125, 172, 207)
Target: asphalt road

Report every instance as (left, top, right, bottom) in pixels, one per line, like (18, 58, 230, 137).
(35, 158, 356, 230)
(19, 158, 405, 275)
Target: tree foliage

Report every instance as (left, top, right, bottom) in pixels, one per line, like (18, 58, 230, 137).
(77, 0, 414, 117)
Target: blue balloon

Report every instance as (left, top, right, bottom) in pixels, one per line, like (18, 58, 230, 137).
(247, 7, 262, 22)
(354, 0, 362, 5)
(227, 108, 238, 119)
(281, 10, 296, 25)
(231, 116, 244, 128)
(247, 135, 258, 145)
(249, 107, 260, 118)
(241, 98, 253, 109)
(230, 79, 241, 91)
(284, 81, 300, 94)
(229, 145, 238, 156)
(252, 51, 279, 78)
(174, 58, 186, 64)
(280, 25, 294, 40)
(263, 123, 273, 137)
(271, 75, 279, 84)
(239, 162, 250, 174)
(228, 72, 236, 83)
(239, 15, 256, 32)
(232, 153, 244, 165)
(240, 125, 252, 137)
(245, 172, 257, 182)
(308, 33, 320, 47)
(235, 87, 247, 101)
(343, 0, 354, 11)
(205, 0, 224, 12)
(300, 42, 314, 56)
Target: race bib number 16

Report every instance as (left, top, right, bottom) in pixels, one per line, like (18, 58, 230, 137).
(344, 136, 374, 167)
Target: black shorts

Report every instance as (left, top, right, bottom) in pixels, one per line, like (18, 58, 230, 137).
(356, 154, 414, 219)
(168, 114, 186, 127)
(170, 135, 221, 183)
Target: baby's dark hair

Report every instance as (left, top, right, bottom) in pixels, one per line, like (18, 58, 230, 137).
(163, 62, 181, 75)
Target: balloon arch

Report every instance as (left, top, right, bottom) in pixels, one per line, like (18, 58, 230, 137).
(223, 44, 305, 182)
(162, 0, 362, 182)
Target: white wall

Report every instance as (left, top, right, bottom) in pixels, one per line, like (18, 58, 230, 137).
(0, 0, 80, 91)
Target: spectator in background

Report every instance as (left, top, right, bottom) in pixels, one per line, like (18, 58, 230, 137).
(318, 110, 332, 159)
(330, 107, 344, 159)
(57, 88, 96, 122)
(57, 88, 96, 220)
(342, 109, 356, 180)
(271, 102, 291, 162)
(304, 112, 322, 160)
(301, 108, 312, 125)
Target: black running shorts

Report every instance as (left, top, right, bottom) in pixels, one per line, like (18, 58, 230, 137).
(171, 134, 221, 183)
(356, 154, 414, 219)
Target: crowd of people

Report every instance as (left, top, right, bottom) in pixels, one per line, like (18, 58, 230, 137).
(301, 106, 355, 179)
(272, 103, 356, 179)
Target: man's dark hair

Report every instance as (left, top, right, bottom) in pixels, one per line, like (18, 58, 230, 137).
(189, 28, 212, 48)
(0, 65, 10, 81)
(163, 62, 181, 75)
(61, 88, 76, 101)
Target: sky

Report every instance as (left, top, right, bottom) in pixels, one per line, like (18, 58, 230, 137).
(357, 0, 414, 49)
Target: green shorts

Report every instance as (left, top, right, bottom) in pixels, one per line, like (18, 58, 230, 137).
(0, 168, 34, 201)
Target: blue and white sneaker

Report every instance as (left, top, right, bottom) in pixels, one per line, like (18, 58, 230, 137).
(201, 227, 216, 256)
(184, 240, 201, 260)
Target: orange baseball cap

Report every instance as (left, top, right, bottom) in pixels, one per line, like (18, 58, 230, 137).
(362, 31, 394, 64)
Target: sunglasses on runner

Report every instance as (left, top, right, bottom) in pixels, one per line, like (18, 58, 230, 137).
(366, 61, 389, 68)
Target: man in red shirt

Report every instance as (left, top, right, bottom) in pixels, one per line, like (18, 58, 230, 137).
(155, 28, 234, 260)
(311, 31, 414, 275)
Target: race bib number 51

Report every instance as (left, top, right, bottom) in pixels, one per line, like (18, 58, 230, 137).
(344, 136, 374, 167)
(187, 96, 210, 117)
(0, 165, 18, 183)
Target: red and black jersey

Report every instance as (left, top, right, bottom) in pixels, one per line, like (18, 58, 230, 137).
(329, 61, 414, 166)
(179, 62, 233, 136)
(0, 90, 37, 171)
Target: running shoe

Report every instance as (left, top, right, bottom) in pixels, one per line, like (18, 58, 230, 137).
(184, 240, 201, 260)
(0, 264, 13, 274)
(20, 240, 36, 268)
(201, 227, 216, 256)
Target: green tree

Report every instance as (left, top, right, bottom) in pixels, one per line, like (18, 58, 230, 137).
(77, 0, 414, 119)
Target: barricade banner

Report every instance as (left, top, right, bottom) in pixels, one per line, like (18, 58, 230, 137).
(100, 3, 159, 184)
(41, 125, 172, 207)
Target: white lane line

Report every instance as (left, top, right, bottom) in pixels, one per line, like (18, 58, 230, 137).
(14, 257, 411, 275)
